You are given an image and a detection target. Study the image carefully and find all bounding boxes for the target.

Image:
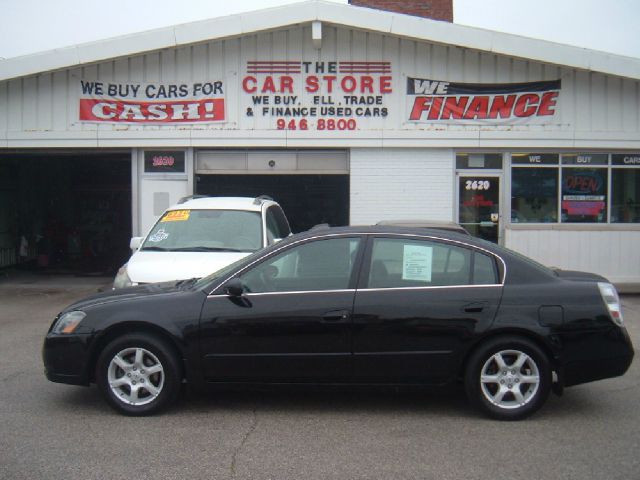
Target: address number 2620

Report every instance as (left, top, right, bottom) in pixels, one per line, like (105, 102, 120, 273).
(465, 180, 491, 191)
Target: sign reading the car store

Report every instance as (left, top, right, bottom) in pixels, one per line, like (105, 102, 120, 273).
(242, 61, 392, 131)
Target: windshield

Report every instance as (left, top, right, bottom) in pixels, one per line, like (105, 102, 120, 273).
(141, 209, 263, 252)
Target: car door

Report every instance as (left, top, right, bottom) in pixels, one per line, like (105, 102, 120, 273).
(199, 235, 364, 383)
(352, 235, 503, 384)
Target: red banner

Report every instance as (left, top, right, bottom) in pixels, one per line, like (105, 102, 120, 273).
(79, 98, 225, 123)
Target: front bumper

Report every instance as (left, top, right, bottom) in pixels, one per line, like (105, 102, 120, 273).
(42, 333, 93, 386)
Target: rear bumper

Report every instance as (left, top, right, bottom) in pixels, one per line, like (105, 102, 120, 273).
(564, 353, 634, 387)
(562, 327, 634, 387)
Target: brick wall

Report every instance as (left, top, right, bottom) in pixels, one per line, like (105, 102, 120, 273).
(348, 0, 453, 22)
(350, 148, 455, 225)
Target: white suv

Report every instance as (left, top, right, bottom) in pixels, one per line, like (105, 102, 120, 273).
(113, 196, 291, 288)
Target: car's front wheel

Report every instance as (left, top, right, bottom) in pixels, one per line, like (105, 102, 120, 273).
(96, 333, 181, 415)
(464, 336, 551, 420)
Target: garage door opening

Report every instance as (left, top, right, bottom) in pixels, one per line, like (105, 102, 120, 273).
(195, 150, 350, 233)
(196, 174, 349, 233)
(0, 152, 131, 274)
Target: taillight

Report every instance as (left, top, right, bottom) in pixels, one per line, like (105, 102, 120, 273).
(598, 282, 624, 327)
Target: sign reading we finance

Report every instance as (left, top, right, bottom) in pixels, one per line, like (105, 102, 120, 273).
(78, 80, 225, 123)
(406, 78, 561, 125)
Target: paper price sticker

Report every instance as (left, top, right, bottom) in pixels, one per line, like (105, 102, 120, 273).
(161, 210, 190, 222)
(402, 244, 433, 282)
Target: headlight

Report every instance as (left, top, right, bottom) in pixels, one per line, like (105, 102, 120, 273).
(113, 264, 133, 289)
(51, 311, 86, 334)
(598, 282, 624, 327)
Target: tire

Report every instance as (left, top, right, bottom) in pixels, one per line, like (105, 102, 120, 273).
(464, 336, 551, 420)
(96, 333, 182, 416)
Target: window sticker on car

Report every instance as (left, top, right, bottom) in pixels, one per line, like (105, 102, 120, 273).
(161, 210, 190, 222)
(402, 244, 433, 281)
(148, 229, 170, 243)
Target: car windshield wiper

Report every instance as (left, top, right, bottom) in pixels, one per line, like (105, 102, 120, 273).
(169, 246, 248, 252)
(140, 246, 171, 251)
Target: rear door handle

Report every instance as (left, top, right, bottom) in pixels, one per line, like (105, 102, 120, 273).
(463, 302, 486, 313)
(322, 310, 350, 322)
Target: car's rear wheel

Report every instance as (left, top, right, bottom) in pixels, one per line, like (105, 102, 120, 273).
(464, 336, 551, 420)
(96, 333, 181, 415)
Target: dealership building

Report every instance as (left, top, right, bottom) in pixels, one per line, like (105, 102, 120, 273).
(1, 0, 639, 286)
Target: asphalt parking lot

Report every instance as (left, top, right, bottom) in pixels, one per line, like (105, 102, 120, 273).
(1, 273, 639, 480)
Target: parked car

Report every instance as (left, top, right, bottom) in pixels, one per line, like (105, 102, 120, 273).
(113, 196, 291, 288)
(44, 225, 633, 419)
(376, 219, 470, 235)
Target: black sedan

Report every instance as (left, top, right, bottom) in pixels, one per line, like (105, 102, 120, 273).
(43, 226, 634, 420)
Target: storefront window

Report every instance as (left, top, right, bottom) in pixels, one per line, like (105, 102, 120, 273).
(511, 168, 558, 223)
(476, 151, 640, 226)
(561, 168, 608, 223)
(611, 169, 640, 223)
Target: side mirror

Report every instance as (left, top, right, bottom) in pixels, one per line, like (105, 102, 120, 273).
(130, 237, 143, 251)
(224, 277, 244, 297)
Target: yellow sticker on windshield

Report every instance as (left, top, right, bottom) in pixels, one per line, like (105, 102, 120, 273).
(161, 210, 190, 222)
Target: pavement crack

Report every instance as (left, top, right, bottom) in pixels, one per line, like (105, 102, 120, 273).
(230, 407, 258, 478)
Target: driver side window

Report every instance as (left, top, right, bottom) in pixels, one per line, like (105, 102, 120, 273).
(240, 237, 361, 293)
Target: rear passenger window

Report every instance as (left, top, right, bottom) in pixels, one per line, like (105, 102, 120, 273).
(473, 252, 498, 285)
(367, 238, 498, 288)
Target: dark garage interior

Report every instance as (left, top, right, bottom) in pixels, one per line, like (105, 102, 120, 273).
(0, 151, 132, 274)
(196, 174, 350, 233)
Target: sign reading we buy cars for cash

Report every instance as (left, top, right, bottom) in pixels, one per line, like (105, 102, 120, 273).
(78, 80, 226, 123)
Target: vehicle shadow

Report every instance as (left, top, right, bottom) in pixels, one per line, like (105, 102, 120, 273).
(54, 382, 610, 421)
(181, 387, 473, 419)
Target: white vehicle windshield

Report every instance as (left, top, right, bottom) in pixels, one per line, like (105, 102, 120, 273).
(141, 209, 263, 252)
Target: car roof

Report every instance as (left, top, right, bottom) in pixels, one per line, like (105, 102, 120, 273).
(297, 225, 482, 246)
(166, 196, 274, 212)
(376, 219, 470, 234)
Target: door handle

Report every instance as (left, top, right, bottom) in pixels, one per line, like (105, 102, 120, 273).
(322, 310, 350, 322)
(463, 302, 486, 313)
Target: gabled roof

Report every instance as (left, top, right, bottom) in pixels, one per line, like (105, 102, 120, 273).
(1, 0, 639, 82)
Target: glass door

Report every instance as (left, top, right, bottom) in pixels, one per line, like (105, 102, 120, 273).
(458, 175, 501, 243)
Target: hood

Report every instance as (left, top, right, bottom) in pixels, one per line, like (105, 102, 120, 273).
(553, 269, 609, 283)
(127, 250, 250, 284)
(64, 280, 184, 312)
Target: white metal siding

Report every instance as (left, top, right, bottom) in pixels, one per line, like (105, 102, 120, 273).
(350, 148, 454, 225)
(505, 228, 640, 285)
(0, 25, 639, 148)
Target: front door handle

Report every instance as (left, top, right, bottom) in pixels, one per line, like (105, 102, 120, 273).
(322, 310, 350, 322)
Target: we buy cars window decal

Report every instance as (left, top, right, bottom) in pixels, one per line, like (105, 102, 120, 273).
(406, 78, 561, 125)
